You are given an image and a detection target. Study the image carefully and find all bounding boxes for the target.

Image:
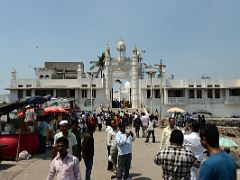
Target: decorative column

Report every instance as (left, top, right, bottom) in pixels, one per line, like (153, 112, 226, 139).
(131, 47, 139, 108)
(53, 89, 57, 97)
(104, 47, 112, 108)
(75, 89, 79, 100)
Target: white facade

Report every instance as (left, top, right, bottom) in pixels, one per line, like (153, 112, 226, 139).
(5, 39, 240, 117)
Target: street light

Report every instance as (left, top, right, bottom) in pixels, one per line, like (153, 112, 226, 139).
(154, 59, 166, 125)
(116, 79, 122, 108)
(145, 66, 156, 114)
(87, 72, 94, 112)
(137, 49, 145, 108)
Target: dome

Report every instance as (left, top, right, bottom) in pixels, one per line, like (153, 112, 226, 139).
(118, 38, 125, 47)
(124, 81, 130, 90)
(118, 40, 124, 46)
(117, 37, 126, 52)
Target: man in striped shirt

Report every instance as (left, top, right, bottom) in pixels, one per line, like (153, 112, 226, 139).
(154, 129, 200, 180)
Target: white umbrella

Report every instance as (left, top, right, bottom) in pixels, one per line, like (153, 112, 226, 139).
(167, 107, 185, 113)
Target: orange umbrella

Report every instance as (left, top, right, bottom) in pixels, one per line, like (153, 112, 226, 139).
(44, 106, 67, 114)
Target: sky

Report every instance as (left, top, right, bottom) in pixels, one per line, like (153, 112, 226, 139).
(0, 0, 240, 94)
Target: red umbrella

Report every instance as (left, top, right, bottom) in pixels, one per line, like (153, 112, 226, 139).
(44, 106, 67, 114)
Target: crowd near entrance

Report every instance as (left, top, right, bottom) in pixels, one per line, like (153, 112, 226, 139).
(111, 79, 132, 109)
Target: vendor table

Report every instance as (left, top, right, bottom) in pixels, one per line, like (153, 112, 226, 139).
(0, 132, 40, 160)
(0, 144, 8, 163)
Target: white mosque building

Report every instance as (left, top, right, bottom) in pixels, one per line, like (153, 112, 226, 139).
(6, 38, 240, 117)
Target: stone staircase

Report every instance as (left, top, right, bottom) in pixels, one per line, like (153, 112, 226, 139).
(98, 107, 149, 114)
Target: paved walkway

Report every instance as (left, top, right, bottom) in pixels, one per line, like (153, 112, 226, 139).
(0, 127, 162, 180)
(1, 126, 240, 180)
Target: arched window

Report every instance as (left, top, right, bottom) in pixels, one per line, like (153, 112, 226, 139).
(45, 75, 50, 79)
(39, 75, 44, 79)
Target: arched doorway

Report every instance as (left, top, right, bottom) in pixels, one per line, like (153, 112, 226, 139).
(112, 80, 131, 108)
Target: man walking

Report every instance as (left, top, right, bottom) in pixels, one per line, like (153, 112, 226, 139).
(116, 123, 135, 180)
(52, 120, 78, 159)
(105, 119, 114, 171)
(133, 114, 141, 138)
(109, 120, 119, 178)
(81, 124, 95, 180)
(160, 117, 178, 149)
(141, 112, 149, 138)
(71, 120, 82, 161)
(199, 124, 236, 180)
(47, 137, 82, 180)
(183, 120, 204, 180)
(37, 116, 49, 153)
(154, 129, 200, 180)
(145, 114, 158, 143)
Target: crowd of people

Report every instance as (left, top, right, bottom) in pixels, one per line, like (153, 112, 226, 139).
(155, 116, 236, 180)
(43, 109, 237, 180)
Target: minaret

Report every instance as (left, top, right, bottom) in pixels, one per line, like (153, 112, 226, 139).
(104, 45, 112, 108)
(131, 46, 139, 108)
(11, 68, 17, 80)
(117, 37, 126, 63)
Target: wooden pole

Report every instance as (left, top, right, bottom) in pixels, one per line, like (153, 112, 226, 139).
(15, 108, 25, 162)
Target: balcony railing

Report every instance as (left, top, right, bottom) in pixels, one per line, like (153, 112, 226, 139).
(167, 97, 225, 105)
(224, 96, 240, 104)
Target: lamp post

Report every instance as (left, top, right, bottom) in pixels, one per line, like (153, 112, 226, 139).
(137, 49, 144, 108)
(116, 79, 122, 108)
(154, 59, 166, 125)
(87, 72, 94, 112)
(146, 69, 156, 114)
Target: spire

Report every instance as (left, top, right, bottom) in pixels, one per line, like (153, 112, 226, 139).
(117, 37, 126, 63)
(11, 68, 17, 80)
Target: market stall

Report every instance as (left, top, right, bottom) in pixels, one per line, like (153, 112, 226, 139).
(0, 132, 39, 160)
(0, 96, 50, 160)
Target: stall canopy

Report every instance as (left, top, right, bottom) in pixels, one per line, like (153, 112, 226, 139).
(0, 95, 51, 116)
(44, 106, 67, 114)
(0, 101, 26, 116)
(24, 95, 51, 105)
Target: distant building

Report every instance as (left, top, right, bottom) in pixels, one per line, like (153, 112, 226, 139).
(5, 39, 240, 117)
(0, 94, 10, 103)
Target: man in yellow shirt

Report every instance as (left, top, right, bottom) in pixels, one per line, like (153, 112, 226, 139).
(160, 117, 178, 149)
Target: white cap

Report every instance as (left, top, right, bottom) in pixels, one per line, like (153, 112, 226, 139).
(59, 120, 68, 126)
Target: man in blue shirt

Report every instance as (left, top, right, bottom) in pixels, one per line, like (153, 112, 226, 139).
(199, 124, 236, 180)
(38, 116, 49, 153)
(115, 123, 135, 180)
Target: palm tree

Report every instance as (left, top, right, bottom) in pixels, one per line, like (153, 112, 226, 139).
(90, 52, 105, 78)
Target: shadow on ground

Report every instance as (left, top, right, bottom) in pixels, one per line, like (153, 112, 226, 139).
(110, 173, 148, 179)
(130, 173, 152, 180)
(0, 164, 15, 170)
(132, 177, 152, 180)
(130, 173, 141, 177)
(31, 149, 52, 160)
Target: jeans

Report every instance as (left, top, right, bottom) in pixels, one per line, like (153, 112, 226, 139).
(107, 145, 113, 170)
(38, 135, 46, 153)
(134, 126, 140, 138)
(84, 157, 93, 180)
(117, 153, 132, 180)
(145, 130, 155, 142)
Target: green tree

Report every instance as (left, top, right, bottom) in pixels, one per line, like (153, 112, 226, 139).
(90, 52, 105, 78)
